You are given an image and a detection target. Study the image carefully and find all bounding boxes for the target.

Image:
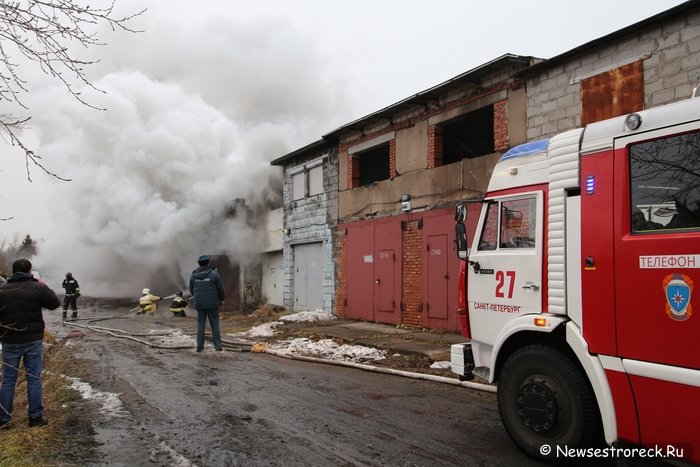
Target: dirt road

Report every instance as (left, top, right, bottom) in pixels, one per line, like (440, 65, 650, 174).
(48, 305, 542, 466)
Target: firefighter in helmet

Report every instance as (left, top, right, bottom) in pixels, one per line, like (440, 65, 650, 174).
(62, 272, 80, 319)
(138, 288, 161, 315)
(169, 291, 188, 317)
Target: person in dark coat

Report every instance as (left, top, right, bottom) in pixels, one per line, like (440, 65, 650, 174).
(0, 258, 60, 428)
(189, 255, 225, 352)
(61, 272, 80, 319)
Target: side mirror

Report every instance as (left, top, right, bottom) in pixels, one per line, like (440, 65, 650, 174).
(455, 203, 468, 222)
(455, 222, 469, 260)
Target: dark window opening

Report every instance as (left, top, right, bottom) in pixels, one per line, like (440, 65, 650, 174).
(441, 106, 494, 164)
(358, 143, 390, 186)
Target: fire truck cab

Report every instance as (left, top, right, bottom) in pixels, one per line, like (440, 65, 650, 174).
(452, 94, 700, 462)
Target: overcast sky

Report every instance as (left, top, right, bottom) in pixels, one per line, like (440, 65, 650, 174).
(0, 0, 687, 291)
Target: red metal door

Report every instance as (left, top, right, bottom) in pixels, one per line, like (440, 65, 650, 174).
(346, 223, 375, 321)
(422, 210, 461, 331)
(613, 129, 700, 368)
(611, 127, 700, 455)
(375, 222, 401, 324)
(426, 234, 448, 320)
(376, 249, 395, 313)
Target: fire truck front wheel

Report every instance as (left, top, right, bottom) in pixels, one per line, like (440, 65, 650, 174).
(497, 344, 602, 461)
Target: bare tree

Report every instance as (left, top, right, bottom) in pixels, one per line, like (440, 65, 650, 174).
(0, 0, 144, 181)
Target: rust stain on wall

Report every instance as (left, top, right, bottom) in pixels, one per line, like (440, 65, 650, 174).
(581, 60, 644, 126)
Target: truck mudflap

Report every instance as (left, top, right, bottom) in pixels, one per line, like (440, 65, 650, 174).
(450, 343, 475, 381)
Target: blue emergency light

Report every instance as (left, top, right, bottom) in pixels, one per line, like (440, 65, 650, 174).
(585, 175, 595, 194)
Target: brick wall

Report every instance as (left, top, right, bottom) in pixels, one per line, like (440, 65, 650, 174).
(427, 125, 443, 169)
(341, 80, 518, 190)
(347, 154, 359, 189)
(334, 228, 347, 318)
(401, 220, 422, 327)
(493, 99, 509, 151)
(389, 139, 397, 177)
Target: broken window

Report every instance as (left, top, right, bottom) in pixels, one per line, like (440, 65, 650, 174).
(439, 106, 495, 165)
(580, 60, 644, 126)
(357, 143, 390, 186)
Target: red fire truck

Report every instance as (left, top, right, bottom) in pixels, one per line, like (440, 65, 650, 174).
(452, 94, 700, 462)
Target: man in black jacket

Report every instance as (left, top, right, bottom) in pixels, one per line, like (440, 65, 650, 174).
(0, 258, 60, 428)
(189, 255, 225, 352)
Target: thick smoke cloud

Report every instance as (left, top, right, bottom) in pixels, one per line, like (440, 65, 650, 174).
(33, 71, 283, 297)
(21, 10, 351, 298)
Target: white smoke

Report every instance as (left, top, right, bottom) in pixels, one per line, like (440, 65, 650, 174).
(17, 8, 353, 298)
(32, 71, 283, 296)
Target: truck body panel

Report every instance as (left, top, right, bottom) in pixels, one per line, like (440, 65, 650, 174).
(452, 95, 700, 462)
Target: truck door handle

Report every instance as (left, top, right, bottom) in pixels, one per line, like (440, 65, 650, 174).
(522, 282, 540, 291)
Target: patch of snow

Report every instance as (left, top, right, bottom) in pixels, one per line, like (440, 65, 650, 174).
(228, 321, 283, 339)
(429, 361, 452, 369)
(228, 309, 336, 340)
(147, 329, 196, 347)
(248, 321, 283, 337)
(146, 329, 180, 336)
(271, 338, 386, 363)
(193, 348, 235, 358)
(64, 375, 127, 419)
(279, 309, 336, 323)
(150, 441, 196, 467)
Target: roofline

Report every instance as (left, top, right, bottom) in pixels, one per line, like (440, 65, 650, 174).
(516, 1, 697, 78)
(270, 138, 336, 166)
(322, 53, 535, 139)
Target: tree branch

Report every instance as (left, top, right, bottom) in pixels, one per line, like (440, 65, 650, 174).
(0, 1, 145, 181)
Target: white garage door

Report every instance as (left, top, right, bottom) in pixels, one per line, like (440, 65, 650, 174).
(293, 242, 323, 311)
(261, 251, 283, 306)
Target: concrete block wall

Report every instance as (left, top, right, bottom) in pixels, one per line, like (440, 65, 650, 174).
(281, 148, 339, 312)
(526, 10, 700, 140)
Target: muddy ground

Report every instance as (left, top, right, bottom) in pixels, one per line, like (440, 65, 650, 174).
(44, 298, 540, 466)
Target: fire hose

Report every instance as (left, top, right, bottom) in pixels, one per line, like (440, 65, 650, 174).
(61, 299, 250, 352)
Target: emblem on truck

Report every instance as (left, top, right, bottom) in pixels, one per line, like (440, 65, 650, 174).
(663, 273, 693, 321)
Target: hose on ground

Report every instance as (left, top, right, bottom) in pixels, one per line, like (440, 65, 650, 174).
(61, 308, 250, 352)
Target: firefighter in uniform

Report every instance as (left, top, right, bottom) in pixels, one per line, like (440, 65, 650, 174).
(138, 288, 161, 315)
(169, 291, 188, 317)
(61, 272, 80, 319)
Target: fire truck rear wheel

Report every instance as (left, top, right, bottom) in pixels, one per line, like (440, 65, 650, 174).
(497, 344, 602, 461)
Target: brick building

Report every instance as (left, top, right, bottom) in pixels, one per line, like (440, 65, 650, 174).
(268, 1, 700, 331)
(328, 55, 535, 331)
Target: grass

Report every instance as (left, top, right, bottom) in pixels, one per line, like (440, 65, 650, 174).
(0, 333, 99, 466)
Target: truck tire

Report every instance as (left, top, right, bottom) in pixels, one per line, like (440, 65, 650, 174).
(497, 344, 602, 461)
